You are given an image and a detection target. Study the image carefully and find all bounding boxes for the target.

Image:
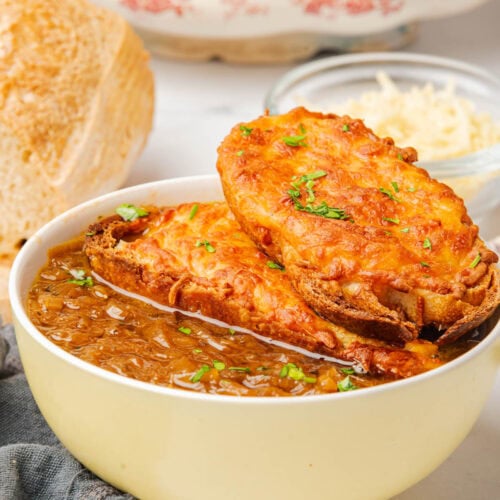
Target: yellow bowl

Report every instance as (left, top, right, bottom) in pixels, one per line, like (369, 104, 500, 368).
(9, 175, 500, 500)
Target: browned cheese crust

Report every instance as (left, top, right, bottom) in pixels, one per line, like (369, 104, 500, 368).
(216, 108, 499, 345)
(84, 202, 441, 378)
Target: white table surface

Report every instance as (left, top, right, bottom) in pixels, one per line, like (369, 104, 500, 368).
(125, 1, 500, 498)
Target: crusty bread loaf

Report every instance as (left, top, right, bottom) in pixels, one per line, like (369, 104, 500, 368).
(0, 0, 154, 317)
(0, 263, 10, 324)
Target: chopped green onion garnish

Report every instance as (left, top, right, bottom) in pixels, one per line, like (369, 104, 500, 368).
(420, 261, 430, 268)
(287, 171, 349, 220)
(391, 181, 400, 193)
(68, 277, 94, 287)
(229, 367, 251, 373)
(300, 171, 327, 181)
(304, 376, 317, 384)
(286, 366, 302, 381)
(400, 228, 410, 233)
(282, 134, 307, 147)
(340, 367, 355, 375)
(290, 197, 349, 220)
(256, 366, 269, 371)
(423, 237, 432, 250)
(70, 269, 86, 280)
(115, 204, 149, 221)
(67, 269, 94, 287)
(266, 261, 284, 271)
(188, 204, 199, 220)
(397, 154, 404, 161)
(239, 125, 253, 137)
(228, 328, 236, 335)
(342, 124, 350, 132)
(299, 123, 306, 134)
(178, 326, 192, 335)
(337, 376, 358, 392)
(236, 150, 244, 157)
(213, 360, 225, 371)
(85, 232, 95, 237)
(306, 202, 347, 220)
(279, 363, 316, 383)
(382, 217, 400, 225)
(289, 171, 327, 195)
(193, 349, 202, 354)
(191, 365, 210, 383)
(379, 187, 400, 202)
(469, 253, 481, 268)
(407, 187, 416, 193)
(305, 180, 316, 202)
(195, 240, 215, 253)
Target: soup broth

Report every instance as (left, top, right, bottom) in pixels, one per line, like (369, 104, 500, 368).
(27, 238, 478, 397)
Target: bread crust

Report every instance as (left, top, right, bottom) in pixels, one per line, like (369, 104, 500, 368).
(84, 203, 441, 378)
(216, 108, 499, 344)
(0, 262, 11, 324)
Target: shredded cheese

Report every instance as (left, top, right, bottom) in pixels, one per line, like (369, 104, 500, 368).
(313, 72, 500, 161)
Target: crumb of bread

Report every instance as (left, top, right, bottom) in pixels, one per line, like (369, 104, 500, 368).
(0, 0, 154, 263)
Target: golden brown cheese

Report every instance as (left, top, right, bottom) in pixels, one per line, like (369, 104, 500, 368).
(216, 108, 499, 344)
(84, 202, 440, 378)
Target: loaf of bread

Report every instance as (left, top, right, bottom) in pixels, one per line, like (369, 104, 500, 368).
(0, 0, 154, 321)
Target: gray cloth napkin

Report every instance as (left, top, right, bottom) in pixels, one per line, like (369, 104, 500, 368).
(0, 321, 133, 500)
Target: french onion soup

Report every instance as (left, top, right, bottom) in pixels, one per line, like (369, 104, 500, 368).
(26, 109, 499, 396)
(26, 202, 493, 397)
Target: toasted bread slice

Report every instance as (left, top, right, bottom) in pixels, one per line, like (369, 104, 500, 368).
(216, 108, 499, 345)
(84, 202, 441, 378)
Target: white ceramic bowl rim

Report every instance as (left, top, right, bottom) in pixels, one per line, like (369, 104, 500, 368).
(265, 51, 500, 171)
(9, 175, 500, 405)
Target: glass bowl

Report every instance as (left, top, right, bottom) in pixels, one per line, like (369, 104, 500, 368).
(265, 53, 500, 240)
